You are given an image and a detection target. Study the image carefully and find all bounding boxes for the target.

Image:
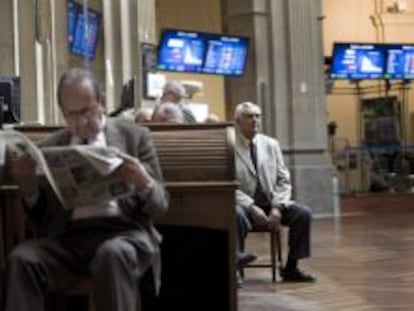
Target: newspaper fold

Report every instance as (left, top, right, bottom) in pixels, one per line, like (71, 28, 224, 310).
(0, 129, 133, 210)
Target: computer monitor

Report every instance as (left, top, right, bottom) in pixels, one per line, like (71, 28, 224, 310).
(385, 44, 414, 80)
(330, 42, 387, 80)
(0, 77, 21, 127)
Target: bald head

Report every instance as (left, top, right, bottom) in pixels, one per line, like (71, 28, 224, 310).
(135, 107, 153, 123)
(152, 102, 184, 123)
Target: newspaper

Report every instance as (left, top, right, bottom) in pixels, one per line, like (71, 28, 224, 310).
(0, 129, 133, 210)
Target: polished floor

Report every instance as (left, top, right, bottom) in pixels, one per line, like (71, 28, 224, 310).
(238, 200, 414, 311)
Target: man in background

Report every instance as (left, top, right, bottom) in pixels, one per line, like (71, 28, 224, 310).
(204, 113, 221, 123)
(5, 67, 168, 311)
(234, 101, 315, 283)
(152, 102, 184, 123)
(135, 107, 153, 123)
(160, 80, 196, 123)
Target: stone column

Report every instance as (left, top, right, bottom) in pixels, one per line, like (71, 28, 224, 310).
(224, 0, 334, 215)
(0, 0, 54, 124)
(16, 0, 38, 122)
(103, 0, 123, 112)
(103, 0, 156, 112)
(0, 0, 15, 75)
(273, 0, 334, 215)
(136, 0, 157, 107)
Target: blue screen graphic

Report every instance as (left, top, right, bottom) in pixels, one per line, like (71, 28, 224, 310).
(69, 4, 101, 60)
(385, 44, 414, 80)
(67, 1, 78, 46)
(202, 36, 248, 76)
(157, 29, 249, 76)
(330, 43, 387, 80)
(157, 30, 206, 73)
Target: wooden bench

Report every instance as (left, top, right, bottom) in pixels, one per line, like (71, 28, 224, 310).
(0, 122, 238, 311)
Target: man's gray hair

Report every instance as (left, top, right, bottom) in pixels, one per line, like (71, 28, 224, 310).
(163, 80, 186, 99)
(234, 101, 260, 120)
(57, 67, 104, 106)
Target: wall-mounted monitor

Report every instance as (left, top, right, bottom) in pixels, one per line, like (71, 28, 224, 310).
(385, 44, 414, 80)
(202, 35, 249, 76)
(330, 42, 387, 80)
(68, 1, 101, 60)
(156, 29, 206, 73)
(156, 28, 249, 76)
(67, 1, 79, 46)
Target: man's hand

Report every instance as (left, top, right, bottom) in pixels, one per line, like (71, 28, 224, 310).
(9, 151, 38, 198)
(268, 207, 281, 230)
(115, 152, 152, 190)
(249, 204, 268, 226)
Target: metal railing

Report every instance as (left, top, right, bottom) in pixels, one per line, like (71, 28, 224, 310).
(330, 137, 414, 194)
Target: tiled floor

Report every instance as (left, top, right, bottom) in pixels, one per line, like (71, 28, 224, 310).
(239, 199, 414, 310)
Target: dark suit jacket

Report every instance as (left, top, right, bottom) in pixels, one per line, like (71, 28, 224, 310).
(25, 117, 168, 292)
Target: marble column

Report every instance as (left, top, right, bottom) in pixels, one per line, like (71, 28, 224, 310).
(0, 0, 15, 75)
(103, 0, 156, 111)
(15, 0, 38, 122)
(103, 0, 122, 112)
(224, 0, 334, 215)
(136, 0, 157, 107)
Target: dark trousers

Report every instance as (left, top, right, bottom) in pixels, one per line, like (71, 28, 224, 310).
(236, 202, 311, 261)
(4, 217, 154, 311)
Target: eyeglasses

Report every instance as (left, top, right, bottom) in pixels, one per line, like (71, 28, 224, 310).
(64, 104, 100, 122)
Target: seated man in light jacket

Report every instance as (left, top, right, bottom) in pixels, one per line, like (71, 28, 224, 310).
(234, 101, 315, 283)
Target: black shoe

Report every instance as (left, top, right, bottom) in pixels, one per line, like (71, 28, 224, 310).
(237, 252, 257, 267)
(281, 268, 316, 283)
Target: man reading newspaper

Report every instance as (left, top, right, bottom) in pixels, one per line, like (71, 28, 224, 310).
(4, 67, 168, 311)
(1, 130, 136, 211)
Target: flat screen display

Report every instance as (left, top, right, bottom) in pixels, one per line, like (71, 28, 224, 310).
(156, 29, 249, 76)
(157, 29, 206, 73)
(385, 44, 414, 80)
(202, 35, 249, 76)
(330, 43, 387, 80)
(67, 1, 78, 46)
(69, 3, 101, 60)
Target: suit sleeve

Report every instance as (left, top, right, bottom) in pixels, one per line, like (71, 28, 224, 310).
(235, 188, 255, 212)
(132, 127, 169, 218)
(270, 139, 292, 206)
(23, 177, 70, 237)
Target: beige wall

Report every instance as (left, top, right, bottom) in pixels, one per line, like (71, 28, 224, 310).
(323, 0, 414, 145)
(155, 0, 226, 120)
(0, 0, 15, 75)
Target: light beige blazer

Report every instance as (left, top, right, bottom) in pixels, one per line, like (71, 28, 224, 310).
(235, 131, 293, 211)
